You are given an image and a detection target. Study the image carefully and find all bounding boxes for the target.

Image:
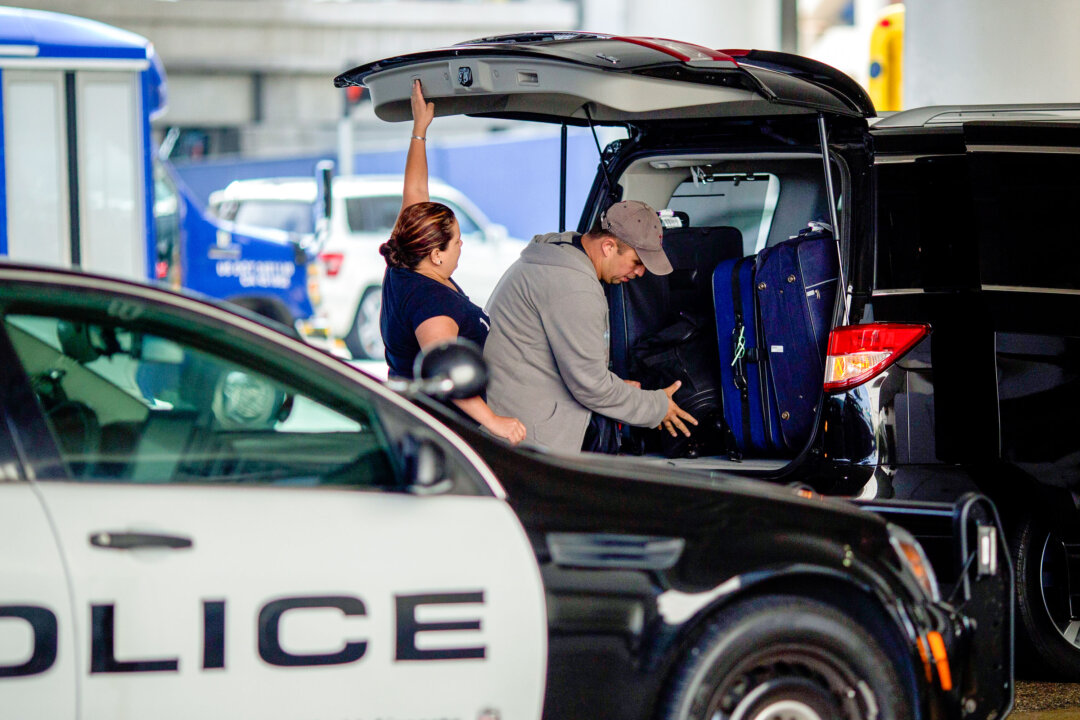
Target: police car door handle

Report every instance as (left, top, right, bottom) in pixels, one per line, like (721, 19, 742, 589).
(89, 531, 193, 550)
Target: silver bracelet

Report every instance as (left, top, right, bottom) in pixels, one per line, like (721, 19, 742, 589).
(411, 135, 426, 142)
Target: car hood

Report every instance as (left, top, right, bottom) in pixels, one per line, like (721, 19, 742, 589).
(336, 32, 875, 128)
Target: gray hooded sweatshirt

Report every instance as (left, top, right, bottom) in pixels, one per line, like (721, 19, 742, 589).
(483, 231, 669, 450)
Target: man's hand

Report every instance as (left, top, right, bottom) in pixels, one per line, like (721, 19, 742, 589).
(623, 379, 642, 389)
(659, 380, 698, 437)
(485, 415, 527, 445)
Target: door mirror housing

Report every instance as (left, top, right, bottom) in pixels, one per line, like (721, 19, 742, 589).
(400, 433, 453, 495)
(389, 339, 488, 400)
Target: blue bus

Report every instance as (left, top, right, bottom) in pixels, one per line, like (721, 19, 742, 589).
(0, 7, 317, 329)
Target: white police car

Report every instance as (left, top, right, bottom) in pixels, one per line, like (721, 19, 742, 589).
(0, 262, 1010, 720)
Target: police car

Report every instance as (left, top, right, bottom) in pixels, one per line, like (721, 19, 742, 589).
(0, 263, 1010, 719)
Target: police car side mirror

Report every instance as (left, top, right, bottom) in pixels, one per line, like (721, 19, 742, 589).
(410, 339, 488, 400)
(400, 433, 453, 495)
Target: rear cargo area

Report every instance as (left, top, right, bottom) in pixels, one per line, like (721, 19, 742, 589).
(606, 152, 840, 471)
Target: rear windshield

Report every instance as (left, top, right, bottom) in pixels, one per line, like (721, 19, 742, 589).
(668, 173, 779, 255)
(232, 200, 314, 235)
(345, 196, 402, 234)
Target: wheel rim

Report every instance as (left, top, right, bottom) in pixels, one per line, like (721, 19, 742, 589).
(352, 289, 384, 359)
(703, 647, 876, 720)
(1038, 529, 1080, 647)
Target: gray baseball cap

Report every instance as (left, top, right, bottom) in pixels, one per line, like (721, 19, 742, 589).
(600, 200, 672, 275)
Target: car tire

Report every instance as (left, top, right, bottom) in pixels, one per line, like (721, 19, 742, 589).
(662, 594, 911, 720)
(1012, 512, 1080, 679)
(346, 286, 384, 360)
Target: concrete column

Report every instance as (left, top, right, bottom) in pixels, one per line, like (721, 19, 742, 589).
(905, 0, 1080, 106)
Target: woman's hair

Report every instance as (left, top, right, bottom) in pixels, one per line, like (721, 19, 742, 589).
(379, 201, 457, 269)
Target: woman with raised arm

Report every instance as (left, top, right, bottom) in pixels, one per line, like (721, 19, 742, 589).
(378, 80, 526, 445)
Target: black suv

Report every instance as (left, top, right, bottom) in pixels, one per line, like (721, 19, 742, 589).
(342, 33, 1078, 677)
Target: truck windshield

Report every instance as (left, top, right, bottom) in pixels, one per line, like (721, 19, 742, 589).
(233, 200, 315, 235)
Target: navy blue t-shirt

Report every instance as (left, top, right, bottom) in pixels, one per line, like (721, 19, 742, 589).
(380, 266, 490, 378)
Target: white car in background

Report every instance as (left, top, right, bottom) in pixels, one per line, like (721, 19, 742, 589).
(210, 175, 526, 359)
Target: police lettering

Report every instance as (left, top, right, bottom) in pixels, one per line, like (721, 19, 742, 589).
(259, 596, 368, 667)
(0, 591, 485, 678)
(396, 592, 485, 661)
(0, 606, 57, 678)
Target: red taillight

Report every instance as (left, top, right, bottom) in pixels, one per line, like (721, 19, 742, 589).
(823, 323, 930, 392)
(320, 252, 344, 277)
(615, 36, 737, 64)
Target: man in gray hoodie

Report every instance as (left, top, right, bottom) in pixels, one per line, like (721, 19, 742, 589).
(483, 200, 697, 451)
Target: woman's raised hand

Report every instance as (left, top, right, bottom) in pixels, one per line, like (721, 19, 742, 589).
(485, 415, 527, 445)
(411, 80, 435, 136)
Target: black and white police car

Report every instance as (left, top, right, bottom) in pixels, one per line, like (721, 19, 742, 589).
(0, 263, 1009, 720)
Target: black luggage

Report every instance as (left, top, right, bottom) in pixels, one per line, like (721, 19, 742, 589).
(630, 313, 733, 458)
(609, 223, 743, 379)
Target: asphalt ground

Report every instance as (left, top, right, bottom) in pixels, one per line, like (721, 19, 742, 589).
(1011, 682, 1080, 718)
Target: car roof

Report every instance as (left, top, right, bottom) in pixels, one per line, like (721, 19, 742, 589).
(872, 103, 1080, 129)
(0, 260, 303, 340)
(216, 175, 464, 203)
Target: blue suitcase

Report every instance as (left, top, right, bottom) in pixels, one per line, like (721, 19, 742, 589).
(754, 223, 839, 450)
(713, 255, 783, 456)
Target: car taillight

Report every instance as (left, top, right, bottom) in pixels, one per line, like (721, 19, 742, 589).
(823, 323, 930, 392)
(320, 252, 344, 277)
(614, 36, 738, 64)
(307, 263, 322, 308)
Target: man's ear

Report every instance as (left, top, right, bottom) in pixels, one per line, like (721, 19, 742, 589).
(601, 237, 618, 257)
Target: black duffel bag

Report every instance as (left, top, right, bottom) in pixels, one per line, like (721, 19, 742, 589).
(629, 313, 736, 459)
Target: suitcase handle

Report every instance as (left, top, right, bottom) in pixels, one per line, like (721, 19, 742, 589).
(731, 324, 748, 393)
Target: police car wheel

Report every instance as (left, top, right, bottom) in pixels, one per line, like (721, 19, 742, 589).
(662, 594, 910, 720)
(346, 286, 384, 360)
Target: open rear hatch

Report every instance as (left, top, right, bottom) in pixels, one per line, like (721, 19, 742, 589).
(335, 32, 875, 126)
(338, 33, 874, 476)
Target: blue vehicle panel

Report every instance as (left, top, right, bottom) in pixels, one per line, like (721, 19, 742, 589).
(0, 6, 315, 328)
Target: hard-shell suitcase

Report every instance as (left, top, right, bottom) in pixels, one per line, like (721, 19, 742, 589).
(712, 255, 783, 455)
(754, 222, 839, 450)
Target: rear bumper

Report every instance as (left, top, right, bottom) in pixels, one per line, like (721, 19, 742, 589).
(877, 494, 1014, 720)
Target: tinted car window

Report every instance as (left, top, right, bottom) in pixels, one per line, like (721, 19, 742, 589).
(971, 152, 1080, 290)
(345, 195, 402, 233)
(234, 200, 314, 234)
(6, 314, 396, 488)
(874, 155, 979, 290)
